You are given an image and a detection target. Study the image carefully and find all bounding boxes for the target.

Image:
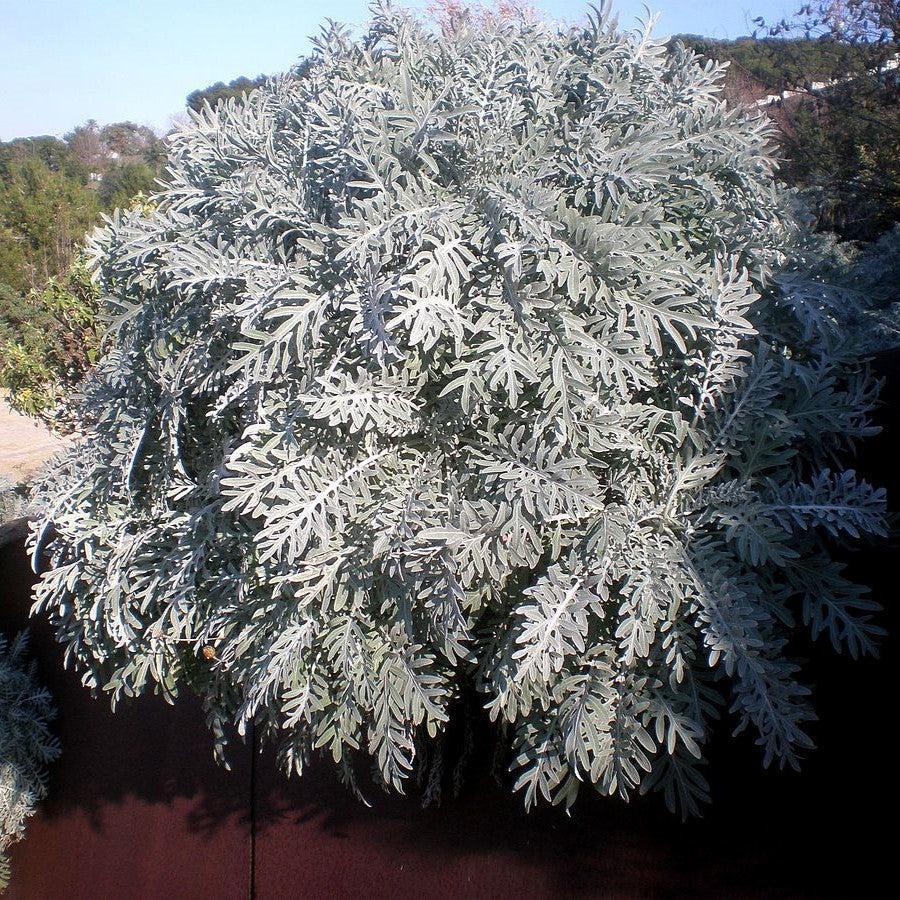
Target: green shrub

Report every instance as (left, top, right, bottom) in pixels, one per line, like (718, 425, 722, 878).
(0, 262, 100, 427)
(0, 157, 99, 296)
(30, 3, 889, 814)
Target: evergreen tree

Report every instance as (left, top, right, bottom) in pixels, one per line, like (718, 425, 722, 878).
(29, 2, 889, 815)
(0, 156, 99, 295)
(186, 75, 268, 112)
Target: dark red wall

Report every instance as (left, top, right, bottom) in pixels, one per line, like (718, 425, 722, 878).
(2, 354, 898, 899)
(0, 539, 252, 900)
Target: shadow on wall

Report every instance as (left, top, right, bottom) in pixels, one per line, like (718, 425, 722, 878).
(0, 540, 253, 899)
(0, 352, 898, 898)
(0, 538, 252, 833)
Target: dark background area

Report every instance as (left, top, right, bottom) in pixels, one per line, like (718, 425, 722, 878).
(1, 353, 897, 899)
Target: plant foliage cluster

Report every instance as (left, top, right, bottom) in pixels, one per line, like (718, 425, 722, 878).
(0, 263, 100, 425)
(0, 122, 164, 414)
(0, 633, 59, 890)
(30, 3, 889, 815)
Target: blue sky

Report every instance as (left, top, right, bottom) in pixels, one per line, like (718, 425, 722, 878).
(0, 1, 796, 140)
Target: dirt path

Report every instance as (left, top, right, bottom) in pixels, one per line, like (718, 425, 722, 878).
(0, 395, 69, 482)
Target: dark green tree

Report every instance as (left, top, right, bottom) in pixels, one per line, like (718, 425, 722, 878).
(186, 74, 267, 111)
(99, 161, 158, 209)
(0, 157, 99, 295)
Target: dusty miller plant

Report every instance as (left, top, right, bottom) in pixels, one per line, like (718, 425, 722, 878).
(0, 633, 59, 889)
(29, 2, 889, 815)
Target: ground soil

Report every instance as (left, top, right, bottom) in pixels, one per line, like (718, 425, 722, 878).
(0, 396, 68, 482)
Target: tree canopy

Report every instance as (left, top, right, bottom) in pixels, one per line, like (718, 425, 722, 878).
(186, 75, 268, 112)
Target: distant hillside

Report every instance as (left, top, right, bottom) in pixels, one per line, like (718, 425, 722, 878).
(672, 36, 887, 98)
(674, 35, 899, 240)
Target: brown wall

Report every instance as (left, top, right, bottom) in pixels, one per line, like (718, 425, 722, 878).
(2, 353, 899, 899)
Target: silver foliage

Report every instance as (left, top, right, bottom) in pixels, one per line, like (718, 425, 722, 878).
(29, 2, 889, 815)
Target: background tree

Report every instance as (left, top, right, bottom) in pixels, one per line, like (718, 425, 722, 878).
(0, 261, 100, 426)
(0, 121, 165, 411)
(740, 0, 900, 240)
(98, 161, 157, 209)
(0, 157, 99, 296)
(98, 121, 165, 167)
(186, 75, 268, 112)
(62, 120, 107, 177)
(0, 137, 75, 180)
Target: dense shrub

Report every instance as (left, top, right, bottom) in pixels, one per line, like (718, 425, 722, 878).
(30, 3, 889, 814)
(0, 157, 99, 297)
(0, 261, 100, 426)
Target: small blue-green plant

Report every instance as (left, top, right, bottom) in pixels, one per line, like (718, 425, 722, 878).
(0, 633, 59, 889)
